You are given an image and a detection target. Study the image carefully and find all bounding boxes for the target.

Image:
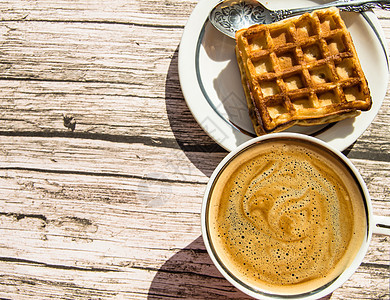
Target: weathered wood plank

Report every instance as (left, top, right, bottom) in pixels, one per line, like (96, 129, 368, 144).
(0, 0, 388, 299)
(0, 136, 226, 180)
(0, 22, 179, 83)
(0, 0, 198, 26)
(0, 78, 210, 145)
(0, 136, 389, 190)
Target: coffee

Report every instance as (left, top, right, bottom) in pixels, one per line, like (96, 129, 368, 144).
(206, 138, 367, 295)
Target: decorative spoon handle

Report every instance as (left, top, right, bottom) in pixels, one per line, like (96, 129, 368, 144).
(272, 0, 390, 22)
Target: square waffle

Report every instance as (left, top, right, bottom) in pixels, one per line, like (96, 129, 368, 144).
(235, 7, 371, 135)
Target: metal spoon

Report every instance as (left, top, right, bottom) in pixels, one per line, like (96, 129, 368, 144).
(209, 0, 390, 38)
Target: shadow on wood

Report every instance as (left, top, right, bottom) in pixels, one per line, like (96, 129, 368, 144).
(147, 235, 333, 299)
(147, 235, 252, 299)
(165, 46, 227, 177)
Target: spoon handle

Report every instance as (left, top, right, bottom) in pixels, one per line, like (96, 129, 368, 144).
(272, 0, 390, 22)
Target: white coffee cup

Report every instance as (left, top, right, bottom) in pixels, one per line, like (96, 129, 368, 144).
(201, 133, 390, 299)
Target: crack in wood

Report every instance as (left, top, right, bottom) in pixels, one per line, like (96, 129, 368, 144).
(0, 256, 119, 272)
(0, 18, 186, 29)
(131, 264, 224, 280)
(360, 262, 390, 270)
(0, 130, 226, 153)
(0, 130, 179, 148)
(0, 212, 47, 224)
(0, 166, 204, 185)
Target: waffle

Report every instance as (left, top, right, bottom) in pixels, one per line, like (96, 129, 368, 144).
(235, 7, 371, 135)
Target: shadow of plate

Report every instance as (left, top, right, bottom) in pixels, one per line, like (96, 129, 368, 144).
(165, 46, 227, 178)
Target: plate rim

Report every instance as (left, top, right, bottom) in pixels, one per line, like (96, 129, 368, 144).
(178, 0, 389, 152)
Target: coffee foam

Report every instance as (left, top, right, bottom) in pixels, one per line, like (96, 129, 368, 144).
(208, 139, 367, 295)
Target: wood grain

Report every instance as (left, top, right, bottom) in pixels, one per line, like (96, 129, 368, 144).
(0, 0, 389, 299)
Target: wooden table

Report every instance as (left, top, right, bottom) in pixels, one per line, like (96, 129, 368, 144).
(0, 1, 388, 299)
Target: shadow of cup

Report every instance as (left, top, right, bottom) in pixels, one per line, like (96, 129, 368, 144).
(147, 236, 253, 299)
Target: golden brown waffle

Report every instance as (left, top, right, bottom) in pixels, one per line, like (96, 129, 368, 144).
(235, 7, 371, 135)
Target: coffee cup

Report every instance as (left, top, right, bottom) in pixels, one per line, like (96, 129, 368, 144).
(201, 133, 390, 299)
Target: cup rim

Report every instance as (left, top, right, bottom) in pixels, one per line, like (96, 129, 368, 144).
(201, 133, 373, 300)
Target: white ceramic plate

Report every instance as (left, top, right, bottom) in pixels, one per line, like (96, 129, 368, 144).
(178, 0, 389, 152)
